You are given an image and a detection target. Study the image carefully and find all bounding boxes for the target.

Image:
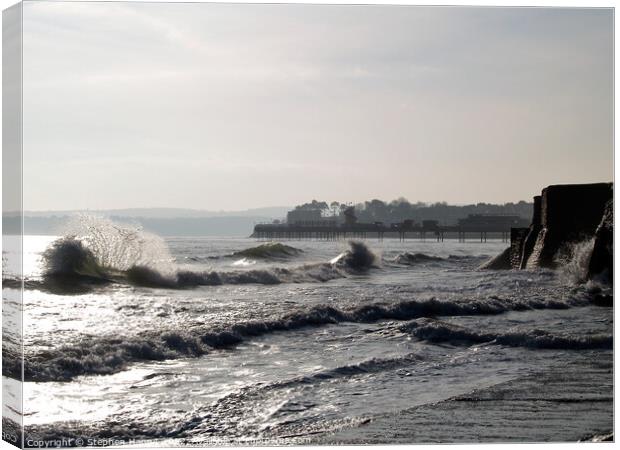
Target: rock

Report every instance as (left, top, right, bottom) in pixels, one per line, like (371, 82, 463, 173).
(479, 247, 511, 270)
(587, 199, 613, 283)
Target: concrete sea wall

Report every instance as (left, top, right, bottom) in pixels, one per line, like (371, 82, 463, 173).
(484, 183, 613, 283)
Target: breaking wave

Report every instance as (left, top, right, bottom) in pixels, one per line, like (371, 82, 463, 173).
(37, 216, 177, 291)
(330, 241, 378, 271)
(37, 244, 345, 290)
(34, 218, 378, 292)
(12, 295, 585, 382)
(400, 318, 612, 350)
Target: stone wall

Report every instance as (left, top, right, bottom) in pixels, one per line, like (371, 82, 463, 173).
(519, 195, 542, 269)
(510, 228, 529, 269)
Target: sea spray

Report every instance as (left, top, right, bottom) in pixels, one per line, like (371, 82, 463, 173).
(231, 258, 256, 267)
(556, 238, 596, 284)
(62, 215, 175, 272)
(39, 216, 177, 290)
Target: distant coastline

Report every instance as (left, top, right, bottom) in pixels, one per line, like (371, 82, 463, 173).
(5, 200, 534, 237)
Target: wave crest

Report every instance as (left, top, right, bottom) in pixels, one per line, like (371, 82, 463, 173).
(12, 295, 586, 382)
(394, 252, 443, 265)
(42, 238, 105, 278)
(231, 243, 303, 260)
(400, 318, 612, 350)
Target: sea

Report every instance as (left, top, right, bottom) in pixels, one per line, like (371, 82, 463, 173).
(1, 216, 613, 446)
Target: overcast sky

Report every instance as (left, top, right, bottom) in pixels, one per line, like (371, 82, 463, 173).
(22, 3, 613, 211)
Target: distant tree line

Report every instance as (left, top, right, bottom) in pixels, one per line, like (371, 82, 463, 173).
(293, 198, 533, 226)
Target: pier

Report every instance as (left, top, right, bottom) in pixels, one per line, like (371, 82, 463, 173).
(253, 211, 530, 243)
(252, 223, 515, 243)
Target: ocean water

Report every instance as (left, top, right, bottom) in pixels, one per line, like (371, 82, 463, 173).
(1, 219, 613, 445)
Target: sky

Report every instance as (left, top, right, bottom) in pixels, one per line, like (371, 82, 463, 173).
(21, 3, 613, 211)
